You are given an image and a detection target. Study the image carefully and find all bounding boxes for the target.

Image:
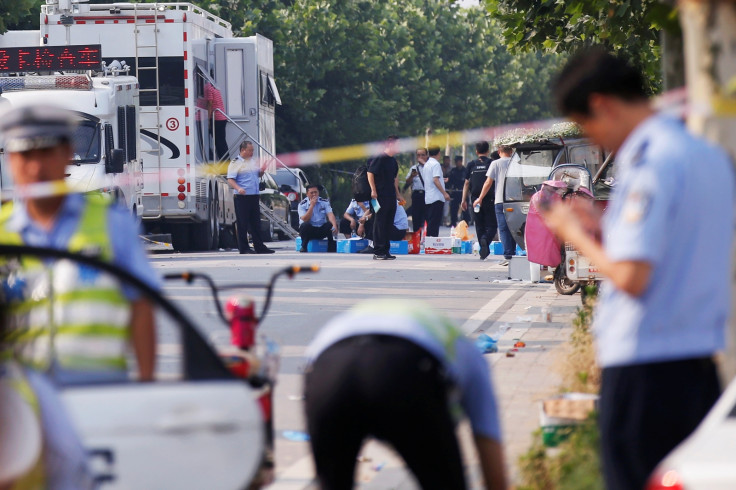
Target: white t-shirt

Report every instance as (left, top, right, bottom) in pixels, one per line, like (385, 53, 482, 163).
(422, 157, 446, 204)
(486, 157, 511, 204)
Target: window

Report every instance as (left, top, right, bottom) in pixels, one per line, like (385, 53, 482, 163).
(103, 57, 185, 106)
(71, 120, 101, 164)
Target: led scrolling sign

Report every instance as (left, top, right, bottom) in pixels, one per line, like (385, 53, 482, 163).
(0, 45, 102, 74)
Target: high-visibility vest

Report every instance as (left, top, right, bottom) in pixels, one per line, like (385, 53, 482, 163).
(3, 362, 45, 490)
(0, 196, 132, 372)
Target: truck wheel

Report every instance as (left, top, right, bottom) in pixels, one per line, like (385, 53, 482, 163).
(262, 221, 275, 242)
(554, 265, 580, 295)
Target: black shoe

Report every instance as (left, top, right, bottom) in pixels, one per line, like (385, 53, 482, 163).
(359, 246, 375, 254)
(256, 248, 275, 254)
(299, 247, 308, 253)
(479, 238, 489, 260)
(385, 254, 397, 260)
(239, 249, 255, 254)
(373, 254, 387, 260)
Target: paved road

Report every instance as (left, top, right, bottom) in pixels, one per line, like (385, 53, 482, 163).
(148, 238, 582, 488)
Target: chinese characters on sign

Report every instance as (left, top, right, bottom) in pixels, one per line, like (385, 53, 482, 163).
(0, 45, 102, 74)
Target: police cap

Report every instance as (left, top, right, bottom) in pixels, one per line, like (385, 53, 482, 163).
(0, 103, 75, 153)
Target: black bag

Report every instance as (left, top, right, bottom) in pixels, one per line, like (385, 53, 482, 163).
(352, 160, 373, 201)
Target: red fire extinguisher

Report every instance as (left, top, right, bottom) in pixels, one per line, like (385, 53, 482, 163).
(226, 295, 257, 350)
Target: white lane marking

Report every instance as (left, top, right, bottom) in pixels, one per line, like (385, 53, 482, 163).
(460, 289, 517, 335)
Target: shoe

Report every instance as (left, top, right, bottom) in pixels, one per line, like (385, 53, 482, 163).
(373, 254, 388, 260)
(359, 246, 375, 254)
(479, 237, 489, 260)
(299, 247, 307, 253)
(385, 254, 397, 260)
(239, 249, 255, 254)
(498, 259, 509, 266)
(256, 248, 275, 254)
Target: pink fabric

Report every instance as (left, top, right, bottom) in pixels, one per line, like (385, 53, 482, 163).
(525, 189, 562, 267)
(204, 82, 227, 120)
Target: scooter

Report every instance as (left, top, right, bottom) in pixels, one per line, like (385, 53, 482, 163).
(546, 165, 605, 299)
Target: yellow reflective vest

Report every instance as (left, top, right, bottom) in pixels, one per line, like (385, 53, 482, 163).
(0, 196, 132, 373)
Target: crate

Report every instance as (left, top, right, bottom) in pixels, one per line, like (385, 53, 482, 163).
(539, 394, 599, 447)
(295, 237, 329, 252)
(336, 238, 369, 253)
(390, 240, 409, 255)
(461, 240, 474, 254)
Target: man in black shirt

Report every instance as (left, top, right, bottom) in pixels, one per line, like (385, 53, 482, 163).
(367, 136, 402, 260)
(462, 142, 498, 260)
(448, 155, 467, 227)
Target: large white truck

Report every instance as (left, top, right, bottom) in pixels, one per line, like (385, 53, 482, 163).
(40, 0, 288, 251)
(0, 42, 143, 214)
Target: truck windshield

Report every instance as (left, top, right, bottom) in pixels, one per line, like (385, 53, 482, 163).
(70, 120, 101, 164)
(503, 148, 560, 202)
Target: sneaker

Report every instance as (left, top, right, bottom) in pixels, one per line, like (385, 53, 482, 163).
(373, 254, 387, 260)
(498, 259, 509, 266)
(299, 247, 307, 253)
(255, 248, 275, 254)
(479, 237, 489, 260)
(384, 254, 397, 260)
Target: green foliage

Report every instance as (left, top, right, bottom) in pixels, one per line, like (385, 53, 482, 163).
(0, 0, 42, 32)
(518, 414, 603, 490)
(484, 0, 679, 93)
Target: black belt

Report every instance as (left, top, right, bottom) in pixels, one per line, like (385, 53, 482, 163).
(413, 190, 425, 193)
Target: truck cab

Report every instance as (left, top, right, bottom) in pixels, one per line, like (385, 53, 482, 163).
(0, 71, 143, 214)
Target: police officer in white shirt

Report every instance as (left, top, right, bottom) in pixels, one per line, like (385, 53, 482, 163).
(298, 184, 338, 252)
(544, 48, 735, 490)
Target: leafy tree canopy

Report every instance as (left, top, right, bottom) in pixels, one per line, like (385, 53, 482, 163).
(484, 0, 680, 92)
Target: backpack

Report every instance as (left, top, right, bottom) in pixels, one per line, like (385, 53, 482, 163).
(352, 160, 373, 201)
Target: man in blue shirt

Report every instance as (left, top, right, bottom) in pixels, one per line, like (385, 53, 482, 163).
(226, 141, 274, 255)
(297, 184, 338, 252)
(338, 199, 370, 238)
(545, 49, 734, 489)
(304, 300, 506, 490)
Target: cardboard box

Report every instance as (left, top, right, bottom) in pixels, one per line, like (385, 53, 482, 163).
(452, 237, 462, 254)
(389, 240, 409, 255)
(295, 237, 329, 252)
(336, 238, 369, 253)
(424, 237, 453, 255)
(508, 256, 531, 281)
(539, 393, 599, 447)
(461, 240, 474, 254)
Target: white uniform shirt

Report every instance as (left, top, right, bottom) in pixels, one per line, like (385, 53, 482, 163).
(422, 157, 446, 204)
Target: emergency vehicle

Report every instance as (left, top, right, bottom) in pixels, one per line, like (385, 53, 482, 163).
(0, 43, 143, 214)
(40, 0, 288, 251)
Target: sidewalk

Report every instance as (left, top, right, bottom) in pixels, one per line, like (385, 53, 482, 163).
(361, 284, 582, 489)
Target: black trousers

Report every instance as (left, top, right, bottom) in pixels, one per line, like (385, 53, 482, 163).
(410, 190, 426, 232)
(214, 119, 228, 162)
(338, 217, 356, 237)
(372, 195, 397, 255)
(233, 194, 267, 253)
(305, 335, 466, 490)
(472, 197, 497, 243)
(599, 357, 720, 490)
(449, 190, 463, 227)
(425, 200, 444, 237)
(298, 222, 336, 251)
(389, 226, 407, 242)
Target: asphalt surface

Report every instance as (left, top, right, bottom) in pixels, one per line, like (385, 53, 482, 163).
(148, 235, 581, 488)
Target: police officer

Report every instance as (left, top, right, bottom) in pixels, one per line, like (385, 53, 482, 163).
(462, 142, 498, 260)
(304, 299, 507, 490)
(226, 140, 275, 254)
(405, 149, 427, 232)
(0, 103, 160, 385)
(298, 184, 338, 252)
(339, 199, 371, 238)
(546, 49, 734, 490)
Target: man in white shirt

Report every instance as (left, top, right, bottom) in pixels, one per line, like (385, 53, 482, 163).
(422, 146, 450, 237)
(473, 145, 515, 264)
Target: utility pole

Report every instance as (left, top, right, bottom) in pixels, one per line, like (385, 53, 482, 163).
(679, 0, 736, 381)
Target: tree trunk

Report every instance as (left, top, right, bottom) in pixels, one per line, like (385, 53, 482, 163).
(680, 0, 736, 382)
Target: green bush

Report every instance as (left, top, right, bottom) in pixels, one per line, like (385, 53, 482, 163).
(518, 413, 603, 490)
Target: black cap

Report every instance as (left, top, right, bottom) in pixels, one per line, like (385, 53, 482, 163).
(0, 104, 74, 153)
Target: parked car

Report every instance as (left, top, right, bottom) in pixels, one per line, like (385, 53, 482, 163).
(646, 375, 736, 490)
(258, 172, 291, 241)
(502, 138, 610, 250)
(273, 168, 309, 229)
